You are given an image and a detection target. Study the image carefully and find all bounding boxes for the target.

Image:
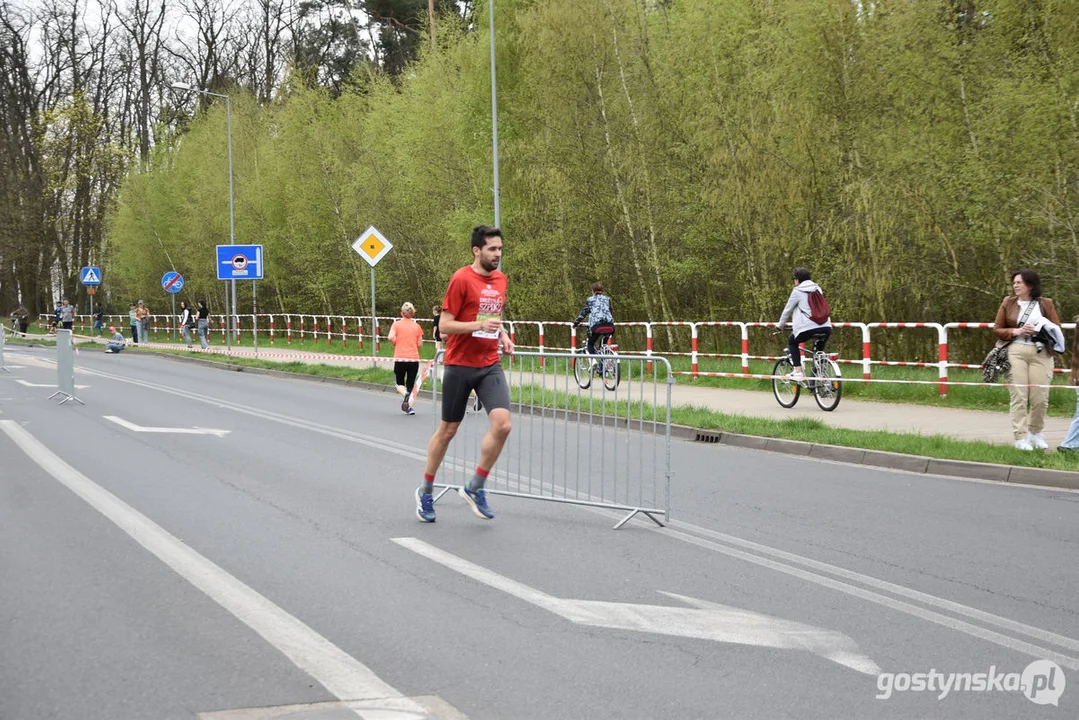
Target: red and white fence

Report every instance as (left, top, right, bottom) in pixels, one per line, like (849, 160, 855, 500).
(51, 313, 1076, 396)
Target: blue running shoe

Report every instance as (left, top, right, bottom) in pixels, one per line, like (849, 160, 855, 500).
(459, 486, 494, 519)
(415, 487, 436, 522)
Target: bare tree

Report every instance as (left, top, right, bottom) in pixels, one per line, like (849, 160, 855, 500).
(114, 0, 167, 163)
(170, 0, 242, 92)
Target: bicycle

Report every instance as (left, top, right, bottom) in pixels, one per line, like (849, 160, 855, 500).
(573, 326, 620, 391)
(771, 331, 842, 411)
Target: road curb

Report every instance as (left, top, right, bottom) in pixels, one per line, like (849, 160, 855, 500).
(670, 424, 1079, 490)
(146, 350, 1079, 491)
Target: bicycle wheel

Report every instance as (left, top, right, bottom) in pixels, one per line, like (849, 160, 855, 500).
(813, 359, 842, 411)
(772, 357, 800, 408)
(602, 350, 620, 391)
(573, 355, 592, 389)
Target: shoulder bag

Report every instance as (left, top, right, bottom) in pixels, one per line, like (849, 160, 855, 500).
(981, 299, 1037, 383)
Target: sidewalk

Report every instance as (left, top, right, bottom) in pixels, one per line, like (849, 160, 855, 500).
(93, 340, 1077, 447)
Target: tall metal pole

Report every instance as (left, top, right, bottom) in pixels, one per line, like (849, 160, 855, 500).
(370, 266, 377, 367)
(226, 95, 237, 343)
(489, 0, 501, 238)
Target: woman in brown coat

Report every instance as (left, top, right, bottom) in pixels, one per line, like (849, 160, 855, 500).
(1057, 319, 1079, 453)
(993, 270, 1061, 450)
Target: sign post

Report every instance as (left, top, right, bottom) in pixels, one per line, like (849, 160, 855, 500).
(252, 281, 258, 354)
(162, 272, 185, 342)
(217, 244, 264, 356)
(351, 226, 393, 365)
(81, 266, 102, 323)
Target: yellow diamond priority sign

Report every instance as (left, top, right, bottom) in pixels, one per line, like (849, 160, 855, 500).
(352, 226, 393, 268)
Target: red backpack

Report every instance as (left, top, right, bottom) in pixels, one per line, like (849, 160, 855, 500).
(807, 290, 831, 325)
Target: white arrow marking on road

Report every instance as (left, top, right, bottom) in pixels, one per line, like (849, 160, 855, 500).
(103, 415, 230, 437)
(16, 380, 89, 389)
(393, 537, 880, 675)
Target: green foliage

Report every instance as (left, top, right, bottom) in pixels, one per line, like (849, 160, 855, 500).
(106, 0, 1079, 348)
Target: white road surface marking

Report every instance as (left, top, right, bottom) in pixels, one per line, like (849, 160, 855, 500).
(0, 420, 428, 720)
(70, 363, 1079, 671)
(654, 521, 1079, 670)
(392, 537, 880, 675)
(16, 379, 88, 389)
(103, 415, 230, 437)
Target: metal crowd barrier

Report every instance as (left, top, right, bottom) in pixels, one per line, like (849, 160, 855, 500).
(431, 350, 673, 529)
(50, 329, 83, 406)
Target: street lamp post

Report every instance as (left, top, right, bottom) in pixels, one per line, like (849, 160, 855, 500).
(489, 0, 501, 271)
(170, 82, 237, 343)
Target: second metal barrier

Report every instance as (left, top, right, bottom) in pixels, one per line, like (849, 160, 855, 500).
(432, 351, 673, 529)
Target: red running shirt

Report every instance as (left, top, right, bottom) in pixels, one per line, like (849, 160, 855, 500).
(442, 265, 507, 367)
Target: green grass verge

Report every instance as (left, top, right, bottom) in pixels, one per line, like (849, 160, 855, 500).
(90, 330, 1076, 416)
(5, 335, 56, 347)
(143, 345, 1078, 472)
(668, 356, 1077, 416)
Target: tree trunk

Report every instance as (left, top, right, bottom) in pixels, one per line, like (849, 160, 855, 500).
(591, 33, 657, 329)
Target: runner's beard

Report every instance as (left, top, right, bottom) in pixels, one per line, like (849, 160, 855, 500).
(479, 255, 499, 272)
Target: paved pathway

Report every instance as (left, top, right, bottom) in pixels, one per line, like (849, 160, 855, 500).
(70, 339, 1078, 447)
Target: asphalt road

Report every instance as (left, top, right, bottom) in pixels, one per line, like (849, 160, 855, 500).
(1, 344, 1077, 719)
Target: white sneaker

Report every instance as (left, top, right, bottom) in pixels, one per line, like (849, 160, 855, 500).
(1014, 438, 1034, 451)
(788, 367, 805, 380)
(1029, 433, 1049, 450)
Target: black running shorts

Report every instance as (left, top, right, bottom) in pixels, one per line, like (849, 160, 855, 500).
(441, 363, 511, 423)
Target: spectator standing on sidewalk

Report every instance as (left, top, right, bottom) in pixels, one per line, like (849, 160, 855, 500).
(993, 270, 1061, 451)
(10, 302, 29, 335)
(179, 301, 195, 348)
(1057, 317, 1079, 455)
(128, 302, 139, 343)
(389, 302, 424, 415)
(58, 299, 75, 331)
(432, 304, 443, 354)
(136, 300, 150, 344)
(196, 300, 210, 349)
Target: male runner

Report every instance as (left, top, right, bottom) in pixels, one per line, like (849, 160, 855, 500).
(415, 225, 514, 522)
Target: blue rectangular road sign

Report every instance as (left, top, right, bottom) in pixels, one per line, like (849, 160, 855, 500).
(80, 267, 102, 285)
(216, 245, 264, 280)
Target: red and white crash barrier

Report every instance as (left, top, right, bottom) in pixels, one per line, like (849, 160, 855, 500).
(58, 313, 1078, 396)
(867, 323, 947, 396)
(674, 368, 1072, 391)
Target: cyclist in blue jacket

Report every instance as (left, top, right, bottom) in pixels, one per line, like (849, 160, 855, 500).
(574, 282, 615, 373)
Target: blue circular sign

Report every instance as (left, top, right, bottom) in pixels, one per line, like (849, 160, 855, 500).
(162, 271, 185, 293)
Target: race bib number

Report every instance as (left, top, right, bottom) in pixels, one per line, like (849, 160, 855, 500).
(472, 313, 500, 339)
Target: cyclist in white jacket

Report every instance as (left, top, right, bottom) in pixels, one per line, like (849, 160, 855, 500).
(777, 267, 832, 380)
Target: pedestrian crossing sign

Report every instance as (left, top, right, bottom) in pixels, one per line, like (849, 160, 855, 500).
(80, 267, 102, 285)
(352, 226, 393, 268)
